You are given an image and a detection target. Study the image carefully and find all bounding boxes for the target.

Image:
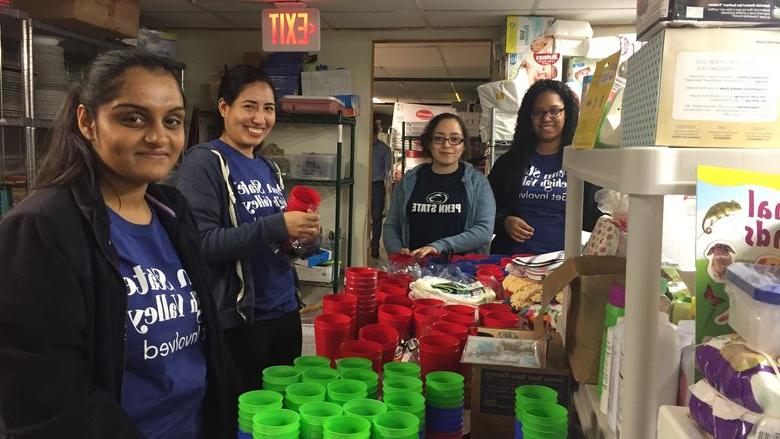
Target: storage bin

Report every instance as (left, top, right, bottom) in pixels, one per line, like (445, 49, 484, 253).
(280, 96, 345, 115)
(725, 262, 780, 355)
(289, 154, 338, 181)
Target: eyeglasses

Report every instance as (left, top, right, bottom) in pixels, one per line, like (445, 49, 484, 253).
(431, 135, 464, 145)
(530, 107, 565, 120)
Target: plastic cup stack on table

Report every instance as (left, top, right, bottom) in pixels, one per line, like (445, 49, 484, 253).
(383, 362, 421, 379)
(345, 267, 380, 335)
(295, 355, 332, 372)
(323, 415, 372, 439)
(284, 382, 327, 412)
(263, 365, 301, 394)
(300, 401, 343, 439)
(383, 391, 427, 437)
(288, 186, 321, 212)
(343, 398, 388, 423)
(425, 371, 465, 438)
(382, 375, 423, 399)
(514, 385, 565, 439)
(378, 283, 409, 298)
(478, 303, 512, 326)
(336, 357, 373, 374)
(340, 368, 379, 400)
(340, 340, 383, 373)
(252, 408, 300, 439)
(327, 379, 369, 405)
(237, 390, 284, 434)
(442, 304, 475, 318)
(359, 323, 400, 366)
(413, 298, 445, 309)
(413, 307, 447, 340)
(373, 411, 421, 439)
(377, 304, 414, 341)
(303, 367, 342, 388)
(315, 313, 353, 364)
(323, 294, 358, 338)
(419, 335, 461, 377)
(382, 294, 414, 309)
(440, 311, 477, 336)
(482, 311, 520, 329)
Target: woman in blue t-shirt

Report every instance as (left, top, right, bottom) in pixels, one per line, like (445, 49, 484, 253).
(488, 80, 601, 255)
(0, 50, 236, 438)
(176, 65, 320, 392)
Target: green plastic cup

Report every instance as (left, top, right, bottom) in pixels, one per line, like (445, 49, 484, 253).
(263, 366, 301, 393)
(383, 391, 426, 413)
(382, 376, 423, 397)
(303, 367, 342, 387)
(342, 398, 387, 423)
(336, 357, 373, 373)
(252, 408, 300, 435)
(300, 401, 343, 439)
(515, 385, 557, 406)
(295, 355, 332, 372)
(327, 379, 368, 404)
(254, 432, 299, 439)
(285, 382, 327, 411)
(339, 369, 378, 392)
(383, 362, 421, 379)
(372, 411, 420, 438)
(425, 371, 464, 391)
(239, 389, 284, 410)
(522, 423, 568, 438)
(520, 403, 568, 429)
(323, 415, 371, 439)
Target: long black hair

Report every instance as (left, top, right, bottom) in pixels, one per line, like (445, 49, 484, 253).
(35, 49, 182, 189)
(510, 79, 578, 161)
(419, 112, 469, 157)
(211, 65, 277, 139)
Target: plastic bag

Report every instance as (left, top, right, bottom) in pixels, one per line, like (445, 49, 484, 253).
(583, 189, 629, 256)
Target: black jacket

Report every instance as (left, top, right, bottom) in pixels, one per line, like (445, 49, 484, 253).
(488, 147, 601, 255)
(0, 178, 237, 438)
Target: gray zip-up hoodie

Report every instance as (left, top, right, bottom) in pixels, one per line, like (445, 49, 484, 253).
(383, 162, 496, 255)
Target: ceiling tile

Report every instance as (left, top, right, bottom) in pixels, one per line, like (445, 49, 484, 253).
(538, 0, 635, 8)
(190, 0, 270, 13)
(440, 45, 491, 68)
(214, 12, 264, 28)
(535, 8, 636, 25)
(139, 0, 202, 12)
(375, 46, 443, 68)
(423, 11, 518, 27)
(140, 11, 236, 29)
(419, 0, 536, 10)
(304, 0, 420, 12)
(321, 11, 428, 28)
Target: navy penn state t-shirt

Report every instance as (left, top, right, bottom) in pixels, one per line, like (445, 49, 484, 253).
(512, 152, 567, 255)
(407, 163, 468, 251)
(213, 140, 298, 320)
(108, 207, 206, 438)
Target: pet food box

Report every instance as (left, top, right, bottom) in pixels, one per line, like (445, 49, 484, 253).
(621, 28, 780, 149)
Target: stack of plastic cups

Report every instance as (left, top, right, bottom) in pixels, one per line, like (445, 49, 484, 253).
(359, 323, 400, 366)
(384, 362, 421, 380)
(323, 415, 372, 439)
(382, 294, 414, 309)
(252, 408, 300, 439)
(336, 357, 373, 374)
(343, 398, 387, 423)
(340, 340, 384, 373)
(428, 321, 471, 387)
(315, 314, 353, 365)
(418, 334, 461, 377)
(440, 311, 477, 336)
(377, 304, 414, 341)
(373, 412, 421, 439)
(442, 305, 475, 320)
(295, 355, 332, 373)
(345, 267, 380, 336)
(382, 376, 423, 400)
(413, 298, 445, 310)
(478, 303, 512, 326)
(483, 311, 520, 329)
(514, 385, 565, 439)
(323, 294, 358, 339)
(237, 390, 283, 437)
(303, 367, 342, 388)
(262, 365, 301, 394)
(383, 391, 426, 439)
(284, 382, 327, 412)
(378, 283, 409, 299)
(413, 307, 447, 340)
(340, 368, 379, 399)
(425, 372, 464, 439)
(327, 379, 369, 405)
(300, 401, 343, 439)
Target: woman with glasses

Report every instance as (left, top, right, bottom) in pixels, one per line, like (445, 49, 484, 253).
(488, 79, 600, 255)
(384, 113, 495, 259)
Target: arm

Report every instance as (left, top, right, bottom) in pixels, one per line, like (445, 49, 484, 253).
(429, 174, 496, 254)
(383, 144, 392, 181)
(487, 162, 509, 235)
(382, 178, 406, 255)
(175, 149, 289, 264)
(0, 214, 143, 438)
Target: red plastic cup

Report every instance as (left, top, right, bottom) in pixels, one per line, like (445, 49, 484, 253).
(500, 257, 513, 268)
(359, 323, 399, 365)
(377, 271, 389, 280)
(288, 186, 321, 212)
(443, 304, 476, 318)
(345, 267, 378, 279)
(388, 253, 416, 266)
(414, 298, 445, 309)
(378, 304, 414, 339)
(482, 311, 520, 328)
(414, 306, 447, 339)
(340, 339, 383, 372)
(463, 254, 488, 262)
(378, 283, 408, 297)
(315, 313, 352, 363)
(429, 322, 469, 346)
(478, 303, 512, 325)
(383, 294, 414, 309)
(419, 334, 461, 376)
(441, 311, 477, 336)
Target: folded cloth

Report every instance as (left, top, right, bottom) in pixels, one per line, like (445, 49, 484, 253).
(409, 276, 496, 305)
(507, 251, 565, 280)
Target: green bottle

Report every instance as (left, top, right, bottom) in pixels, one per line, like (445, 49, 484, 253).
(598, 283, 625, 397)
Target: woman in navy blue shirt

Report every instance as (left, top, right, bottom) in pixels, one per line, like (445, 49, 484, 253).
(176, 65, 320, 391)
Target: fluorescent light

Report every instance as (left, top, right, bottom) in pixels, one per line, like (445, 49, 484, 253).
(372, 97, 385, 104)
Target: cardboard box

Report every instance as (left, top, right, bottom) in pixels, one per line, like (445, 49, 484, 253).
(295, 263, 333, 283)
(137, 28, 177, 59)
(621, 28, 780, 149)
(520, 52, 562, 86)
(543, 256, 626, 384)
(637, 0, 780, 40)
(504, 16, 555, 54)
(17, 0, 140, 38)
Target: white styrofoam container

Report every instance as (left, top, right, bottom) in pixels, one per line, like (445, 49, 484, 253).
(725, 262, 780, 355)
(296, 264, 333, 282)
(289, 154, 338, 181)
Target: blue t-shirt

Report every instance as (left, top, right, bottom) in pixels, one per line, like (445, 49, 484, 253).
(512, 152, 567, 255)
(213, 140, 298, 319)
(109, 207, 206, 438)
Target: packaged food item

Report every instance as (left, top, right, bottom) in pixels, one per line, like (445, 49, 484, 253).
(688, 379, 764, 439)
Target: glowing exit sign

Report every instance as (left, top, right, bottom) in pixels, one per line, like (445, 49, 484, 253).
(262, 8, 320, 52)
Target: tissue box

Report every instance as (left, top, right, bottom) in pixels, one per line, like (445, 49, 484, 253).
(504, 16, 555, 53)
(621, 28, 780, 149)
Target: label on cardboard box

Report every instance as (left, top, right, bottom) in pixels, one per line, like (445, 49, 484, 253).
(479, 368, 571, 416)
(521, 52, 562, 87)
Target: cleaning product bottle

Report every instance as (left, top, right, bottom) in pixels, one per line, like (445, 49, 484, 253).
(607, 317, 624, 432)
(599, 283, 626, 399)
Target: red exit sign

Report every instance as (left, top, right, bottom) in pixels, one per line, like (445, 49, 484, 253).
(262, 8, 320, 52)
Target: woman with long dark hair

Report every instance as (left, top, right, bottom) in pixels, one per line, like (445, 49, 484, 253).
(383, 112, 495, 258)
(0, 50, 236, 437)
(175, 65, 319, 392)
(489, 79, 600, 255)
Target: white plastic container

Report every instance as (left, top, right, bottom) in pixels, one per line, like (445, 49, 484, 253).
(289, 154, 338, 181)
(725, 262, 780, 355)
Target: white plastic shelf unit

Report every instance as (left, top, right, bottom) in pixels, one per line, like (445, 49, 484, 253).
(563, 146, 780, 439)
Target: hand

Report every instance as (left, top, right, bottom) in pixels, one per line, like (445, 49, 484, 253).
(284, 211, 320, 240)
(398, 248, 412, 255)
(411, 246, 438, 259)
(505, 216, 534, 243)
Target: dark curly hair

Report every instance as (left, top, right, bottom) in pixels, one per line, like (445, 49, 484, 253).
(511, 80, 578, 159)
(419, 112, 469, 157)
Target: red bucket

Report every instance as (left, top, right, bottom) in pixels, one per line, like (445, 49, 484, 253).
(482, 311, 520, 328)
(414, 306, 448, 339)
(340, 339, 383, 372)
(288, 186, 321, 212)
(359, 323, 399, 365)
